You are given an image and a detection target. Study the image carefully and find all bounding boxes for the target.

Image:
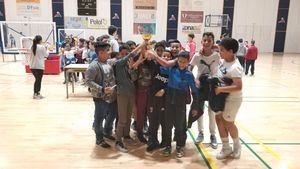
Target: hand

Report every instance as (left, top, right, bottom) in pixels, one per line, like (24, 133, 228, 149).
(155, 89, 165, 97)
(191, 109, 198, 117)
(215, 87, 221, 95)
(127, 57, 135, 69)
(104, 87, 114, 94)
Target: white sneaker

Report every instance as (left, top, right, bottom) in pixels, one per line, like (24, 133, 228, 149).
(115, 141, 128, 153)
(233, 144, 241, 159)
(216, 147, 233, 160)
(33, 94, 44, 99)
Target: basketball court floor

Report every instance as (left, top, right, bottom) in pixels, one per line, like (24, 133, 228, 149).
(0, 53, 299, 169)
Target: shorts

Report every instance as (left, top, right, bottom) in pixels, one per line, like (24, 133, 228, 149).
(216, 98, 242, 122)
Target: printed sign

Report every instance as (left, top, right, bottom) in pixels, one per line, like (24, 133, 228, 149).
(133, 0, 157, 10)
(88, 17, 108, 29)
(181, 11, 204, 23)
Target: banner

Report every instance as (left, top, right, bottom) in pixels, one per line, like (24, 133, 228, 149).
(181, 11, 203, 23)
(16, 0, 40, 16)
(16, 0, 40, 3)
(133, 10, 156, 23)
(64, 17, 88, 29)
(133, 23, 156, 34)
(133, 0, 157, 10)
(87, 17, 109, 29)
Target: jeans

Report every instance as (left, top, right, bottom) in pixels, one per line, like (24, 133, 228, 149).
(93, 98, 117, 140)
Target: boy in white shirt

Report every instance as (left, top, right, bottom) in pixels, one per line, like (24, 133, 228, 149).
(215, 38, 243, 159)
(189, 32, 220, 149)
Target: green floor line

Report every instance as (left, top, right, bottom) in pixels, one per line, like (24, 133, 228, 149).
(240, 138, 272, 169)
(187, 129, 212, 169)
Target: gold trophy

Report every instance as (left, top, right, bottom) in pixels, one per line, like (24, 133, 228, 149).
(142, 33, 152, 41)
(141, 33, 152, 59)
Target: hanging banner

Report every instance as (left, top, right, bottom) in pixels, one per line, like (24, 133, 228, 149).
(133, 10, 156, 23)
(64, 17, 88, 29)
(16, 0, 40, 3)
(133, 0, 157, 10)
(16, 0, 40, 16)
(133, 23, 156, 34)
(181, 11, 204, 23)
(87, 17, 109, 29)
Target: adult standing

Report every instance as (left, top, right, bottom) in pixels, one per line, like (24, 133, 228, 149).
(29, 35, 48, 99)
(245, 40, 258, 76)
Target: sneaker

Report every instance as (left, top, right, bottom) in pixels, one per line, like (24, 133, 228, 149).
(33, 94, 45, 100)
(216, 147, 233, 160)
(137, 133, 147, 144)
(146, 142, 160, 152)
(104, 135, 116, 141)
(233, 143, 241, 159)
(124, 136, 138, 145)
(196, 132, 204, 143)
(162, 146, 171, 157)
(96, 139, 111, 148)
(115, 141, 128, 153)
(176, 146, 184, 158)
(210, 135, 218, 149)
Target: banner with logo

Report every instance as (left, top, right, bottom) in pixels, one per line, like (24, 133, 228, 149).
(16, 0, 40, 16)
(65, 17, 88, 29)
(133, 0, 157, 35)
(65, 17, 108, 29)
(133, 0, 157, 10)
(181, 11, 203, 23)
(87, 17, 109, 29)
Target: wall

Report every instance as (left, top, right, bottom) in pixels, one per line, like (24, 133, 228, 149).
(122, 0, 168, 44)
(232, 0, 279, 53)
(177, 0, 223, 51)
(285, 0, 300, 53)
(4, 0, 52, 22)
(63, 0, 110, 39)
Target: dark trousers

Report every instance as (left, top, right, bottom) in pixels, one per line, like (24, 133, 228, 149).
(93, 98, 117, 140)
(237, 56, 245, 68)
(245, 60, 255, 75)
(31, 69, 44, 95)
(135, 88, 149, 133)
(148, 96, 166, 145)
(164, 89, 187, 147)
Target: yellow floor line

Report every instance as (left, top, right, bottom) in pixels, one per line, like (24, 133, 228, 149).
(190, 130, 219, 169)
(237, 122, 293, 169)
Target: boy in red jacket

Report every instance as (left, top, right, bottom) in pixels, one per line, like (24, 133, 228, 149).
(244, 40, 258, 76)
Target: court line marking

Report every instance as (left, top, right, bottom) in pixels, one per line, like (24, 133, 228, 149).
(240, 138, 272, 169)
(187, 129, 218, 169)
(237, 122, 293, 169)
(202, 104, 273, 168)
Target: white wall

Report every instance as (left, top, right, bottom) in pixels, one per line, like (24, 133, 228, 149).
(177, 0, 223, 51)
(63, 0, 110, 39)
(232, 0, 279, 53)
(122, 0, 168, 44)
(285, 0, 300, 53)
(4, 0, 52, 22)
